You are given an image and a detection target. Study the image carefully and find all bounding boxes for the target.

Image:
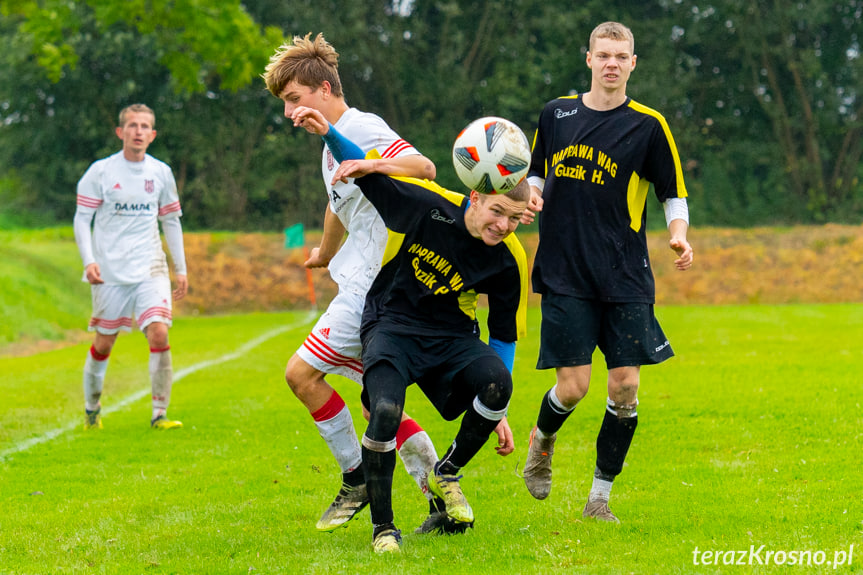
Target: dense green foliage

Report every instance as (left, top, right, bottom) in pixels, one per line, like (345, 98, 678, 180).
(1, 0, 861, 230)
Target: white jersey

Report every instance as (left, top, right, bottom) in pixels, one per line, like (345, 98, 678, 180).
(75, 151, 181, 285)
(322, 108, 419, 295)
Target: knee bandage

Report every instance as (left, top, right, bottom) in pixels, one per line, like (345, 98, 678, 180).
(606, 397, 638, 419)
(362, 434, 397, 453)
(472, 396, 508, 422)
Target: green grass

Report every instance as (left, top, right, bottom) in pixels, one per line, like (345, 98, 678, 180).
(1, 305, 861, 574)
(0, 228, 90, 347)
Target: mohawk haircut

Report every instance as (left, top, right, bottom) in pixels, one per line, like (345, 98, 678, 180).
(263, 32, 343, 98)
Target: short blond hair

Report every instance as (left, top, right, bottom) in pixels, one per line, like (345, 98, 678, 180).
(589, 21, 635, 53)
(501, 178, 530, 202)
(263, 32, 343, 98)
(118, 104, 155, 128)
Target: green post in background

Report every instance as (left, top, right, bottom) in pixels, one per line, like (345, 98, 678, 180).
(284, 223, 304, 248)
(284, 223, 316, 308)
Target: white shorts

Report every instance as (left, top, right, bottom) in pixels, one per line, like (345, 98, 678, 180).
(296, 290, 364, 384)
(89, 277, 173, 335)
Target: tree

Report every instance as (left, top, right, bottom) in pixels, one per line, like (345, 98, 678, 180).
(0, 0, 287, 228)
(663, 0, 863, 223)
(2, 0, 861, 229)
(2, 0, 283, 92)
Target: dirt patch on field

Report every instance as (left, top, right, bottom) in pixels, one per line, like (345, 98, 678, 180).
(175, 224, 863, 314)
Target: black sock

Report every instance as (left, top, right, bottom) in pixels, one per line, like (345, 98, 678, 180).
(440, 406, 500, 470)
(595, 408, 638, 479)
(535, 388, 573, 434)
(343, 464, 365, 487)
(436, 454, 460, 476)
(430, 497, 445, 513)
(373, 522, 397, 538)
(362, 446, 396, 527)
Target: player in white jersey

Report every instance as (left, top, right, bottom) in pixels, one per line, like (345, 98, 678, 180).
(264, 33, 468, 536)
(73, 104, 188, 431)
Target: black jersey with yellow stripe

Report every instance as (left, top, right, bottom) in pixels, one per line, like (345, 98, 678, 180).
(528, 95, 687, 303)
(354, 173, 528, 343)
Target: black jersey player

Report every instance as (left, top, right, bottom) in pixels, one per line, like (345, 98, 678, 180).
(520, 21, 694, 523)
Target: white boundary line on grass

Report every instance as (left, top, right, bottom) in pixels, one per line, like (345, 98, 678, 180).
(0, 312, 316, 461)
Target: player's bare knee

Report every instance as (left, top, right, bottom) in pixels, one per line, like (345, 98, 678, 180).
(93, 332, 118, 356)
(144, 322, 169, 348)
(284, 355, 324, 399)
(556, 380, 588, 408)
(609, 381, 639, 406)
(556, 367, 591, 406)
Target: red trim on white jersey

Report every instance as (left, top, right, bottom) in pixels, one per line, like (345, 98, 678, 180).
(303, 332, 363, 374)
(158, 201, 181, 216)
(382, 139, 413, 158)
(77, 195, 103, 208)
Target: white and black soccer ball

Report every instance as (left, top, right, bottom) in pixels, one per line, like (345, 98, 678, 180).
(452, 116, 531, 194)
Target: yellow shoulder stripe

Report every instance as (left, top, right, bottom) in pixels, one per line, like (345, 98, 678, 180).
(503, 233, 529, 340)
(627, 100, 688, 199)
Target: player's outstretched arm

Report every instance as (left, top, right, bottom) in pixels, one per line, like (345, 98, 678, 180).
(332, 155, 435, 186)
(311, 117, 434, 184)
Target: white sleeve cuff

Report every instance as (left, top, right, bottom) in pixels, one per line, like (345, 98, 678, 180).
(664, 197, 689, 227)
(527, 175, 545, 193)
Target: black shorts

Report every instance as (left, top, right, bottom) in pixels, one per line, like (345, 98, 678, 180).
(537, 293, 674, 370)
(361, 328, 504, 419)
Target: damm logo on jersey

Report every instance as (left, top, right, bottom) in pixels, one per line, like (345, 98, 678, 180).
(144, 179, 155, 194)
(407, 242, 464, 295)
(114, 202, 153, 213)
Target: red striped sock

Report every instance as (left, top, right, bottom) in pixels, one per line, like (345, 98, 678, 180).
(311, 391, 347, 422)
(89, 345, 110, 362)
(395, 418, 424, 450)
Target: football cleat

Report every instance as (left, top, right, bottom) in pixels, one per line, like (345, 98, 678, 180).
(427, 467, 474, 524)
(414, 510, 473, 535)
(523, 426, 555, 500)
(150, 415, 183, 430)
(84, 408, 103, 430)
(316, 483, 369, 532)
(372, 528, 402, 553)
(583, 498, 620, 523)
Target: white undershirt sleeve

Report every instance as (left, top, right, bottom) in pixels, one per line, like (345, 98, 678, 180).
(664, 197, 690, 227)
(73, 210, 96, 268)
(527, 175, 546, 194)
(160, 217, 187, 275)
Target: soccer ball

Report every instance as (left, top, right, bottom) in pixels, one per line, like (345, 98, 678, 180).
(452, 116, 531, 194)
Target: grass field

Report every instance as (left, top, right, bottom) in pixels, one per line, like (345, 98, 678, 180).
(2, 305, 861, 574)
